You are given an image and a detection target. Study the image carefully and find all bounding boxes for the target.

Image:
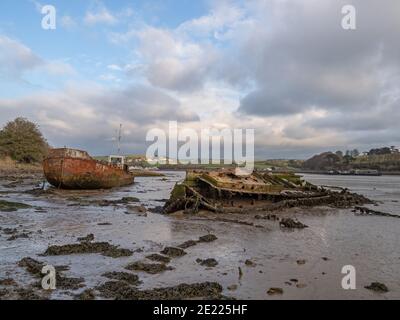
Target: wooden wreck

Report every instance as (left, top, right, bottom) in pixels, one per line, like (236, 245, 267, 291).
(43, 148, 134, 190)
(163, 169, 370, 214)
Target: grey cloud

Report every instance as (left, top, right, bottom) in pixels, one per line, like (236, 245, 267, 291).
(0, 85, 199, 155)
(234, 0, 400, 119)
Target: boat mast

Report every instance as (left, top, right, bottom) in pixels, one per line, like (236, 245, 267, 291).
(117, 124, 122, 155)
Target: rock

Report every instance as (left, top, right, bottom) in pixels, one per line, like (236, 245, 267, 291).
(97, 222, 112, 226)
(198, 234, 218, 243)
(267, 288, 284, 295)
(102, 272, 141, 285)
(160, 247, 187, 257)
(296, 259, 307, 265)
(149, 206, 164, 214)
(77, 234, 94, 243)
(18, 257, 84, 290)
(0, 278, 17, 286)
(196, 258, 218, 268)
(97, 281, 223, 300)
(146, 254, 171, 264)
(0, 200, 31, 212)
(245, 259, 256, 267)
(365, 282, 389, 293)
(125, 206, 147, 216)
(125, 262, 174, 274)
(74, 289, 96, 300)
(92, 197, 140, 207)
(7, 233, 30, 241)
(120, 197, 140, 203)
(57, 275, 86, 290)
(2, 228, 18, 235)
(280, 218, 308, 229)
(42, 242, 133, 258)
(178, 240, 198, 249)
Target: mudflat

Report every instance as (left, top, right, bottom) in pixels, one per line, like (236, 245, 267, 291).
(0, 171, 399, 300)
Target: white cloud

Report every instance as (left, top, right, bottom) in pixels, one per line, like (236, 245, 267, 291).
(84, 5, 117, 26)
(107, 64, 123, 71)
(60, 16, 78, 29)
(43, 60, 76, 76)
(0, 35, 43, 79)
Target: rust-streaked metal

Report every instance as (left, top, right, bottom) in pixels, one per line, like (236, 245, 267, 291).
(43, 148, 134, 190)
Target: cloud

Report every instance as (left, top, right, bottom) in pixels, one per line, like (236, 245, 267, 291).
(0, 35, 77, 83)
(0, 84, 199, 154)
(84, 4, 117, 26)
(3, 0, 400, 158)
(0, 35, 43, 79)
(107, 64, 123, 71)
(60, 16, 78, 30)
(43, 61, 76, 76)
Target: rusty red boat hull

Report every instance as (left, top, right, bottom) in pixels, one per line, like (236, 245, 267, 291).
(43, 148, 134, 190)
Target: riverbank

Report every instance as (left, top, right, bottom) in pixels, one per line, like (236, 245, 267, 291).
(0, 158, 43, 179)
(297, 169, 400, 176)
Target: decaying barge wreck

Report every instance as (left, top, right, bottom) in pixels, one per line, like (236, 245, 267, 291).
(43, 148, 134, 190)
(164, 170, 371, 214)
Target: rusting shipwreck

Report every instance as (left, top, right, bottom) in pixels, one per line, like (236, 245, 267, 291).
(43, 148, 134, 190)
(164, 169, 370, 214)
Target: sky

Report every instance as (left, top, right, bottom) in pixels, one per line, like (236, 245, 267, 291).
(0, 0, 399, 159)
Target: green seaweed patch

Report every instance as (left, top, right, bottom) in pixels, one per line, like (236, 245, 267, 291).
(0, 200, 32, 212)
(169, 183, 187, 201)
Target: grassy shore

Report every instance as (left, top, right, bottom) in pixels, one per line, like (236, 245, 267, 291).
(0, 157, 43, 177)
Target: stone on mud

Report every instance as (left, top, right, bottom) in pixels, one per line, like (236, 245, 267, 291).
(0, 200, 31, 212)
(97, 281, 223, 300)
(178, 240, 198, 249)
(160, 247, 187, 257)
(18, 257, 84, 290)
(146, 254, 171, 264)
(198, 234, 218, 243)
(74, 289, 96, 300)
(365, 282, 389, 293)
(125, 261, 174, 274)
(196, 258, 218, 268)
(267, 287, 284, 295)
(280, 218, 308, 229)
(102, 272, 141, 285)
(42, 242, 133, 258)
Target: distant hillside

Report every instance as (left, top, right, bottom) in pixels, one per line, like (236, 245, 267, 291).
(352, 153, 400, 171)
(303, 150, 400, 172)
(302, 153, 341, 170)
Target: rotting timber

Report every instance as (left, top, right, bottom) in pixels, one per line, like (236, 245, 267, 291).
(163, 170, 372, 214)
(43, 148, 134, 190)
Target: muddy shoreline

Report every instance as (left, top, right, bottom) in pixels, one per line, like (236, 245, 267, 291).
(1, 171, 399, 300)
